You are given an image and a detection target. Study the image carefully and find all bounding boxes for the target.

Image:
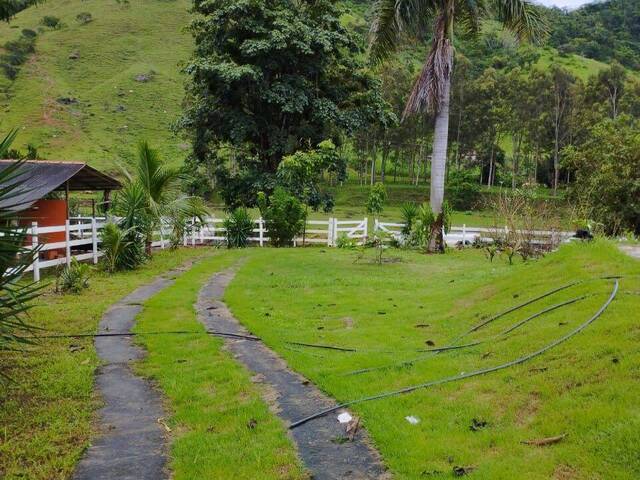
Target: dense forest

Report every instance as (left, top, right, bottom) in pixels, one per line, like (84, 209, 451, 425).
(548, 0, 640, 68)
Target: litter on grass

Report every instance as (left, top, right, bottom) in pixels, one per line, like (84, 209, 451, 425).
(405, 415, 420, 425)
(337, 412, 353, 424)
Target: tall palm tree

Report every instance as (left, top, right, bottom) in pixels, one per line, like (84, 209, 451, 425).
(117, 141, 208, 255)
(370, 0, 547, 251)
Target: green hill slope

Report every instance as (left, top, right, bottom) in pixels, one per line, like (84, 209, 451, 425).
(0, 0, 192, 172)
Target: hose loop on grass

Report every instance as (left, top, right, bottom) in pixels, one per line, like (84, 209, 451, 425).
(289, 279, 619, 430)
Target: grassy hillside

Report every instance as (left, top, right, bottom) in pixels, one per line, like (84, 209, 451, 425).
(0, 0, 192, 173)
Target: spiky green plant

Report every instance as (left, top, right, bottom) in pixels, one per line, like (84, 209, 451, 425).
(0, 133, 42, 366)
(223, 208, 254, 248)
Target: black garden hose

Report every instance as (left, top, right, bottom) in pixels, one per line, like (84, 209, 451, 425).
(289, 279, 618, 429)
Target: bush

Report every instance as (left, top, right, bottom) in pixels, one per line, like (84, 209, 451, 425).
(257, 187, 306, 247)
(56, 258, 91, 294)
(100, 223, 146, 273)
(366, 182, 386, 215)
(41, 15, 62, 29)
(0, 32, 36, 80)
(76, 12, 92, 24)
(223, 208, 254, 248)
(446, 169, 481, 210)
(400, 202, 418, 236)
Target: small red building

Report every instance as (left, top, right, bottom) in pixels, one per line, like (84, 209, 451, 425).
(0, 160, 121, 259)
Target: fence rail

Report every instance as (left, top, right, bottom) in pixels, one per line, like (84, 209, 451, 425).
(13, 216, 574, 281)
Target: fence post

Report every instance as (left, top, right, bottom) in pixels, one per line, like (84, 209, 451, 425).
(259, 217, 264, 247)
(31, 222, 40, 282)
(91, 217, 99, 264)
(191, 217, 196, 246)
(65, 219, 71, 267)
(333, 218, 338, 247)
(199, 220, 204, 245)
(211, 217, 216, 242)
(327, 217, 333, 247)
(183, 219, 188, 247)
(462, 224, 466, 246)
(159, 222, 165, 250)
(364, 217, 368, 242)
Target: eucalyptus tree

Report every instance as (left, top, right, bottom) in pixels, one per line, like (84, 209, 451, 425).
(369, 0, 547, 251)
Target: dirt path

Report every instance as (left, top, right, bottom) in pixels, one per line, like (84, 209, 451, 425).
(197, 268, 390, 480)
(73, 265, 192, 480)
(619, 244, 640, 260)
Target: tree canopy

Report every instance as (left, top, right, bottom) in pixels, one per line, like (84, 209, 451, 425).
(181, 0, 391, 206)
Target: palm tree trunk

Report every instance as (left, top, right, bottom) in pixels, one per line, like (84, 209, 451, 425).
(427, 67, 451, 253)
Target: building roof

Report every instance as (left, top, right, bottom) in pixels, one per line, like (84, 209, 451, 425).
(0, 160, 121, 211)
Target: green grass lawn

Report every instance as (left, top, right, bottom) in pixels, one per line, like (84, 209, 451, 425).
(0, 248, 206, 479)
(224, 241, 640, 479)
(133, 250, 307, 480)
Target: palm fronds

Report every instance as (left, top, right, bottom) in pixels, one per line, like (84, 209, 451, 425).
(492, 0, 549, 43)
(404, 13, 453, 117)
(0, 155, 42, 359)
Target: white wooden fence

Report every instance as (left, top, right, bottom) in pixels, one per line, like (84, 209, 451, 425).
(373, 220, 574, 247)
(15, 216, 573, 281)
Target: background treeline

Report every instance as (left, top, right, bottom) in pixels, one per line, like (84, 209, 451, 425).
(548, 0, 640, 69)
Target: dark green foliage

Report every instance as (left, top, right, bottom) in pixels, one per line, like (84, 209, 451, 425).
(100, 223, 146, 273)
(257, 187, 306, 247)
(0, 30, 36, 80)
(223, 208, 254, 248)
(0, 137, 42, 359)
(366, 182, 386, 215)
(56, 258, 91, 294)
(40, 15, 61, 29)
(0, 0, 42, 22)
(548, 0, 640, 69)
(181, 0, 390, 206)
(564, 116, 640, 235)
(446, 169, 482, 210)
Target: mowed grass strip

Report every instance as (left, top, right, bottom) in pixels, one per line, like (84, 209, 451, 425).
(133, 250, 307, 480)
(0, 247, 208, 480)
(225, 241, 640, 479)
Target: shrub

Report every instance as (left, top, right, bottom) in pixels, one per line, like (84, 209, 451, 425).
(366, 182, 387, 215)
(56, 258, 91, 294)
(400, 202, 418, 236)
(41, 15, 62, 29)
(446, 169, 481, 210)
(76, 12, 92, 24)
(223, 208, 254, 248)
(257, 187, 306, 247)
(100, 223, 146, 273)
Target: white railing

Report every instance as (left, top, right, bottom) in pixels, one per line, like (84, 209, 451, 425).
(25, 217, 107, 282)
(373, 221, 574, 247)
(13, 216, 575, 281)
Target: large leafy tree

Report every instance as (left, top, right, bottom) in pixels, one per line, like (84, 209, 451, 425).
(369, 0, 547, 251)
(181, 0, 390, 206)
